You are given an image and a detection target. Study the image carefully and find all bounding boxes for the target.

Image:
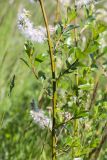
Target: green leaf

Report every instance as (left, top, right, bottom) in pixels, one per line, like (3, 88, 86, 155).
(90, 138, 99, 148)
(35, 57, 43, 63)
(79, 83, 93, 90)
(75, 47, 84, 59)
(63, 59, 81, 75)
(97, 22, 107, 34)
(9, 75, 15, 96)
(67, 7, 77, 21)
(66, 59, 71, 68)
(55, 23, 63, 36)
(103, 46, 107, 54)
(35, 53, 47, 64)
(68, 59, 79, 70)
(38, 71, 46, 80)
(20, 58, 30, 68)
(92, 22, 107, 38)
(24, 40, 35, 57)
(75, 110, 89, 118)
(64, 24, 79, 33)
(84, 41, 99, 55)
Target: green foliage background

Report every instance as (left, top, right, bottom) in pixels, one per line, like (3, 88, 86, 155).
(0, 0, 107, 160)
(0, 1, 54, 159)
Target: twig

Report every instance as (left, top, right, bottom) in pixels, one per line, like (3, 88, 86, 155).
(0, 112, 5, 129)
(57, 59, 79, 81)
(88, 123, 107, 160)
(94, 133, 107, 159)
(29, 55, 38, 79)
(89, 80, 99, 110)
(55, 115, 85, 129)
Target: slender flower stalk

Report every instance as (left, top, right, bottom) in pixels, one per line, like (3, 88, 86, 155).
(29, 53, 39, 79)
(38, 0, 57, 159)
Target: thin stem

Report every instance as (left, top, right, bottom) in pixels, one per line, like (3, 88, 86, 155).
(54, 24, 68, 51)
(73, 1, 79, 139)
(56, 59, 79, 81)
(89, 80, 99, 110)
(88, 123, 107, 160)
(0, 112, 5, 128)
(29, 55, 38, 79)
(55, 114, 88, 129)
(38, 0, 57, 159)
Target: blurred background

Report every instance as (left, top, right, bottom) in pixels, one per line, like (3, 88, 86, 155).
(0, 0, 107, 160)
(0, 0, 54, 159)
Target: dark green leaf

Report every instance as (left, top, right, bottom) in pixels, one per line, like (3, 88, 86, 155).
(35, 57, 43, 63)
(20, 58, 30, 68)
(38, 71, 46, 80)
(24, 41, 35, 57)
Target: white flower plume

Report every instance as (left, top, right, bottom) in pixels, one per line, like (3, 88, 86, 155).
(29, 0, 35, 3)
(60, 0, 71, 6)
(74, 158, 82, 160)
(17, 8, 55, 43)
(75, 0, 94, 8)
(30, 109, 52, 130)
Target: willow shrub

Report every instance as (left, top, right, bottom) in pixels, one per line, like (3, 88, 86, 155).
(19, 0, 107, 160)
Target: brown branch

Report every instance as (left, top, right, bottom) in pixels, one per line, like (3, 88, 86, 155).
(88, 123, 107, 160)
(89, 80, 99, 110)
(94, 133, 107, 159)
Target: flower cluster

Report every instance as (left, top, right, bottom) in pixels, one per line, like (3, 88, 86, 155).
(29, 0, 35, 3)
(60, 0, 71, 6)
(29, 0, 39, 3)
(17, 8, 55, 43)
(9, 0, 14, 4)
(30, 109, 52, 130)
(59, 0, 94, 7)
(75, 0, 94, 8)
(17, 8, 47, 43)
(74, 158, 83, 160)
